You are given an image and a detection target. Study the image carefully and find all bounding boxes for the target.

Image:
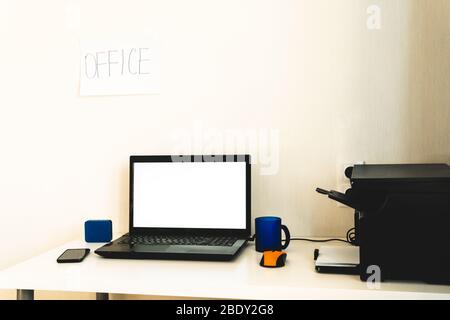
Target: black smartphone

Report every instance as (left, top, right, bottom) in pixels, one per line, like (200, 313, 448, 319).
(57, 248, 90, 263)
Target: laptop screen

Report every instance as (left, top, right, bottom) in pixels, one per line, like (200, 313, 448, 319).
(132, 159, 247, 230)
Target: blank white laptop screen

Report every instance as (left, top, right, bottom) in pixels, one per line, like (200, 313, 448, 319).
(132, 161, 247, 229)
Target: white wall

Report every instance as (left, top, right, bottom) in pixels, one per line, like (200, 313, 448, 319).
(0, 0, 449, 281)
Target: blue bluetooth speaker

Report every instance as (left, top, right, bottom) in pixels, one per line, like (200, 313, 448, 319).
(84, 220, 113, 243)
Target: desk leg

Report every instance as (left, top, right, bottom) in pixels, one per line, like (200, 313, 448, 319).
(17, 289, 34, 300)
(96, 292, 109, 300)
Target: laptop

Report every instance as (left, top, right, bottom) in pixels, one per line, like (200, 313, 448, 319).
(95, 155, 251, 261)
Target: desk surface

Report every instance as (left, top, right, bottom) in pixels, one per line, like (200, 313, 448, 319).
(1, 239, 449, 299)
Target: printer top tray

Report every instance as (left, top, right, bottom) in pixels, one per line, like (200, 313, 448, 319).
(351, 163, 450, 184)
(316, 163, 450, 212)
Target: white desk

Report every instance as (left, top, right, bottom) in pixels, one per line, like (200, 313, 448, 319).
(1, 239, 449, 300)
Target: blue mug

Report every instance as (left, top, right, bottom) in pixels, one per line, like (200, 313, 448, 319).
(255, 216, 291, 252)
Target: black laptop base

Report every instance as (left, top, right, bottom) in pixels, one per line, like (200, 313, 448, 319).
(95, 234, 248, 262)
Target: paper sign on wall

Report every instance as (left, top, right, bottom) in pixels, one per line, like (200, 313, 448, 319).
(80, 35, 160, 96)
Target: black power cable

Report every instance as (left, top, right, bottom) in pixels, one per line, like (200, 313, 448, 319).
(289, 227, 357, 245)
(248, 227, 357, 245)
(346, 227, 357, 245)
(290, 237, 351, 244)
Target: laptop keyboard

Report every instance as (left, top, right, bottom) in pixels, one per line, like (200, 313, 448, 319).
(119, 235, 238, 247)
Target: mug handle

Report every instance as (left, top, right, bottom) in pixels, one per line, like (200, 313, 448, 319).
(281, 225, 291, 249)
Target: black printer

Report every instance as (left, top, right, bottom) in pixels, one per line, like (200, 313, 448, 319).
(317, 163, 450, 284)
